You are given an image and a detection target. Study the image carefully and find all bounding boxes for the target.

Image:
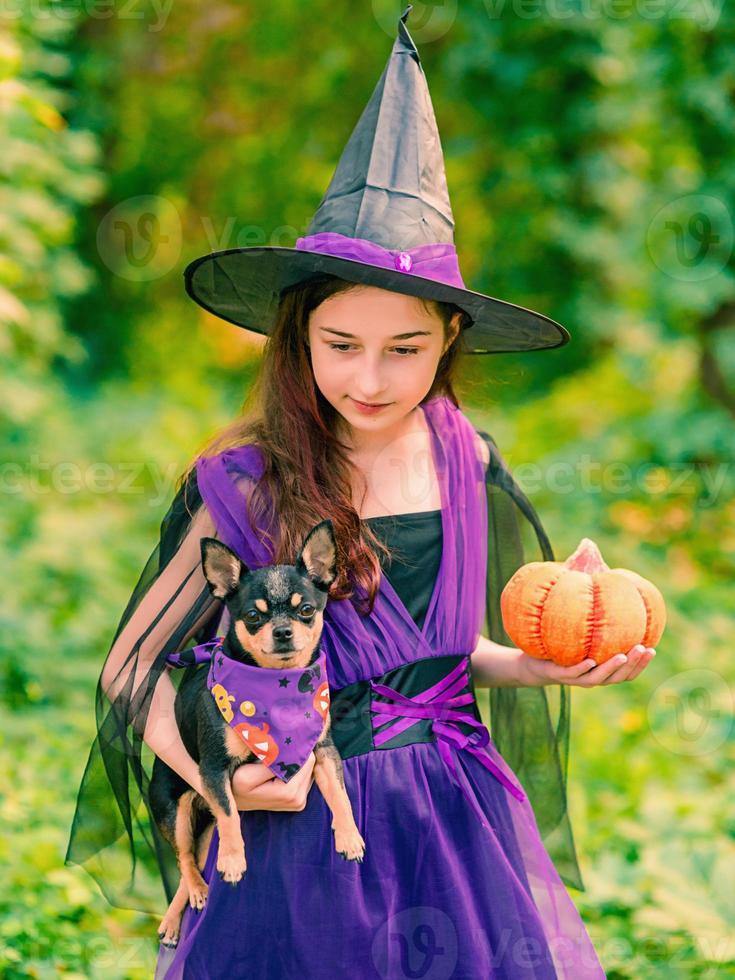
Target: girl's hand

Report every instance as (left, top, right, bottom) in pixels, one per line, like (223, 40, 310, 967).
(231, 751, 317, 811)
(520, 644, 657, 688)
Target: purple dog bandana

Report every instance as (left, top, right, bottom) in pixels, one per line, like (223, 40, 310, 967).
(166, 637, 330, 782)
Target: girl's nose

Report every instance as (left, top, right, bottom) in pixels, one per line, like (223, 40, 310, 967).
(354, 360, 389, 397)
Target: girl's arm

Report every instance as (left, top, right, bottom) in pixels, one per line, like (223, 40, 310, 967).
(101, 502, 219, 798)
(142, 670, 312, 810)
(143, 670, 208, 796)
(100, 500, 310, 811)
(470, 635, 529, 688)
(471, 633, 657, 688)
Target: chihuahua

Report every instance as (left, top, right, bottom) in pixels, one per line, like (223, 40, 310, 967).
(150, 519, 365, 947)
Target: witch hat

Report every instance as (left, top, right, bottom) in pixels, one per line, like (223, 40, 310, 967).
(183, 5, 570, 354)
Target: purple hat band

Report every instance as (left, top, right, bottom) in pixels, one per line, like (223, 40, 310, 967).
(294, 232, 466, 291)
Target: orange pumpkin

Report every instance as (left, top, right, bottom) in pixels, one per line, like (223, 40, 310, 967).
(232, 720, 280, 766)
(313, 682, 331, 721)
(500, 537, 666, 667)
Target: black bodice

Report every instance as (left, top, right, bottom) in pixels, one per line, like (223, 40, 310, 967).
(361, 509, 442, 631)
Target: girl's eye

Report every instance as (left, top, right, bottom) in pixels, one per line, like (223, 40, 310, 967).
(327, 343, 419, 356)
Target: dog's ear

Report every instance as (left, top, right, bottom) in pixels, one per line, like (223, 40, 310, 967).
(294, 519, 337, 592)
(200, 537, 249, 600)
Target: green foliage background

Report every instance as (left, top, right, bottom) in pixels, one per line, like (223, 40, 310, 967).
(1, 1, 733, 976)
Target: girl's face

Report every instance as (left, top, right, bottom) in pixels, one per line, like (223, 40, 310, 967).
(307, 285, 460, 446)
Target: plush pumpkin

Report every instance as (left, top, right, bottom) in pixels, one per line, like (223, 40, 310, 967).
(500, 537, 666, 667)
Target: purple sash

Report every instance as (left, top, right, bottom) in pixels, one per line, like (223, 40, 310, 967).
(370, 657, 526, 814)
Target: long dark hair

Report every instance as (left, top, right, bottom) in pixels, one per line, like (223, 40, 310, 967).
(181, 274, 472, 613)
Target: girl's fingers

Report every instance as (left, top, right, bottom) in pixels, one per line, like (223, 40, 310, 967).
(544, 658, 596, 684)
(545, 646, 657, 687)
(569, 658, 597, 676)
(551, 657, 606, 687)
(584, 654, 631, 686)
(600, 658, 634, 685)
(626, 647, 656, 681)
(601, 646, 655, 685)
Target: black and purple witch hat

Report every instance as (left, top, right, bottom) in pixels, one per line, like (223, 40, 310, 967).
(183, 5, 570, 354)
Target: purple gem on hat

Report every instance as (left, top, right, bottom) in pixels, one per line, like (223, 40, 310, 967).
(395, 252, 413, 273)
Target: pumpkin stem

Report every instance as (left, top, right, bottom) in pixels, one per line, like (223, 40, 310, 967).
(564, 537, 610, 574)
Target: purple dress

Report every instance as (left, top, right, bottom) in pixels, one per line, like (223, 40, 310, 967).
(153, 397, 605, 980)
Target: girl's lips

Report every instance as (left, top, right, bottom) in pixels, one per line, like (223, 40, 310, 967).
(350, 397, 392, 413)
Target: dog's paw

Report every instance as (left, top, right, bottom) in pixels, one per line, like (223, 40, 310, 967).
(333, 825, 366, 862)
(216, 849, 247, 885)
(188, 879, 209, 910)
(157, 909, 182, 947)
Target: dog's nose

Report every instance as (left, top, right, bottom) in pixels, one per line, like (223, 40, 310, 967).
(272, 624, 293, 642)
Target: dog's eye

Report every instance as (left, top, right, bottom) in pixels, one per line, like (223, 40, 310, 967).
(300, 604, 315, 618)
(244, 610, 260, 625)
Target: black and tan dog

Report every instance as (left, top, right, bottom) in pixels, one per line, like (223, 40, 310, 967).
(149, 519, 365, 947)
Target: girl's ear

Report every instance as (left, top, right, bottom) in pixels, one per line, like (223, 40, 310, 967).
(443, 313, 462, 354)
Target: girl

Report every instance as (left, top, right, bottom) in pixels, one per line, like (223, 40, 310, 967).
(65, 9, 655, 977)
(67, 275, 654, 979)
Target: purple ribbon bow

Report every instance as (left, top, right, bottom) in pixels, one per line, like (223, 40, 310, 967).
(165, 636, 224, 669)
(295, 232, 466, 291)
(369, 658, 526, 832)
